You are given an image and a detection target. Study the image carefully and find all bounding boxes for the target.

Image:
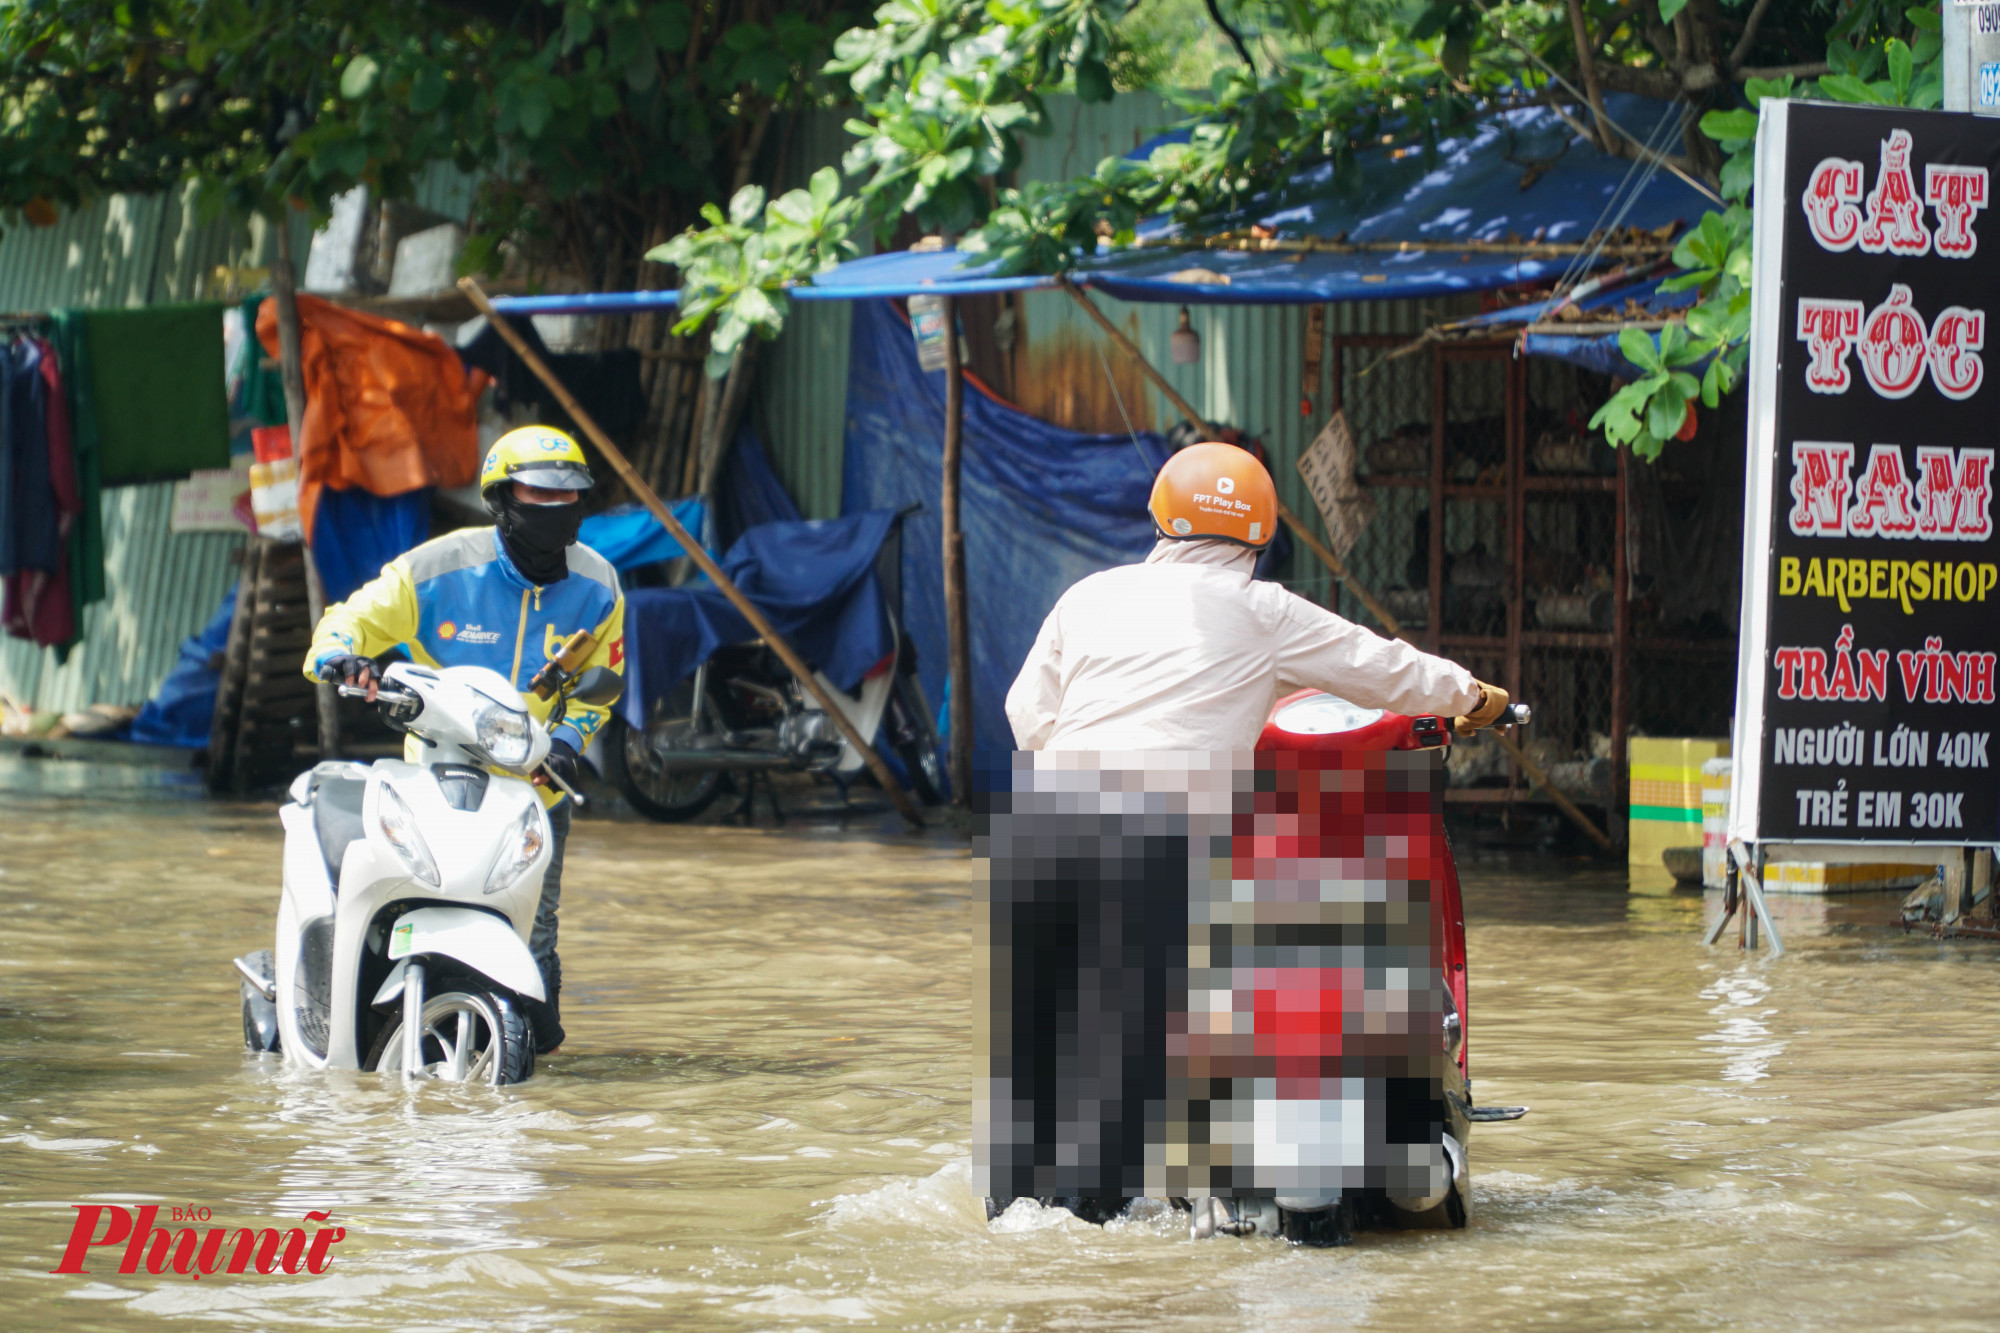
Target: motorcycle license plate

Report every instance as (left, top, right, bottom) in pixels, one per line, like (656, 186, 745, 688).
(389, 921, 416, 960)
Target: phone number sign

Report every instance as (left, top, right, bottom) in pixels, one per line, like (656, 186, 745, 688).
(1737, 101, 2000, 844)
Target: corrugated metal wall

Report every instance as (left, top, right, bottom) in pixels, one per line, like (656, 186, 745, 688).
(0, 188, 318, 711)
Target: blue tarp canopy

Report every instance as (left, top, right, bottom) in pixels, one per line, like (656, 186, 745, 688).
(492, 94, 1712, 316)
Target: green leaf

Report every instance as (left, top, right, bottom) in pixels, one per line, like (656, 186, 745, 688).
(1720, 151, 1754, 201)
(340, 56, 381, 101)
(1887, 38, 1913, 104)
(1657, 0, 1688, 23)
(408, 65, 447, 115)
(1743, 76, 1795, 107)
(1074, 57, 1112, 104)
(1646, 381, 1689, 441)
(516, 85, 552, 139)
(1618, 326, 1665, 374)
(728, 185, 766, 226)
(809, 164, 841, 210)
(1817, 74, 1877, 104)
(1907, 5, 1941, 32)
(1699, 109, 1758, 143)
(647, 2, 693, 52)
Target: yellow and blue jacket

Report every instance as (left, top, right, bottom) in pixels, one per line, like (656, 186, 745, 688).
(305, 527, 625, 802)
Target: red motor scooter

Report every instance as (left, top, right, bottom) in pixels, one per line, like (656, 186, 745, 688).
(1237, 688, 1532, 1236)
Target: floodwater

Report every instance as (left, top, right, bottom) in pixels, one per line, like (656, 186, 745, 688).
(4, 755, 2000, 1331)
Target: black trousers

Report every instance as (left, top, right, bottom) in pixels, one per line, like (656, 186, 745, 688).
(517, 800, 569, 1053)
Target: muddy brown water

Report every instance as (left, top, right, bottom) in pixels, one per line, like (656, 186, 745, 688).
(3, 754, 1999, 1330)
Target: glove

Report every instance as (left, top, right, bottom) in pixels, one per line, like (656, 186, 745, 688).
(1454, 681, 1510, 736)
(537, 738, 580, 790)
(317, 654, 379, 688)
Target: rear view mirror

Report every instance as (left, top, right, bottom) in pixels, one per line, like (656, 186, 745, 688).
(567, 666, 624, 708)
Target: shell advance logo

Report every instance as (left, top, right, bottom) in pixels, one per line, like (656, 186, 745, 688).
(436, 621, 501, 646)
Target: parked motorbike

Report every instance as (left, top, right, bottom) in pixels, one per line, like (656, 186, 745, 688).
(232, 659, 623, 1085)
(604, 505, 943, 821)
(1244, 687, 1533, 1235)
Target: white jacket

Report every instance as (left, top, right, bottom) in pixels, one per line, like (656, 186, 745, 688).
(1006, 539, 1483, 751)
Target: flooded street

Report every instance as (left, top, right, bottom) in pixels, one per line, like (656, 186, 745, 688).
(4, 755, 2000, 1331)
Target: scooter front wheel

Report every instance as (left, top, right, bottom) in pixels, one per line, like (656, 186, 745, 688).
(365, 988, 535, 1086)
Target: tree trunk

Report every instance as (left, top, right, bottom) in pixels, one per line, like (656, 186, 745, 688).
(271, 218, 341, 762)
(941, 296, 972, 806)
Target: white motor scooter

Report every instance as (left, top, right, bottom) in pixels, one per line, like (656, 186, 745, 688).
(232, 658, 622, 1085)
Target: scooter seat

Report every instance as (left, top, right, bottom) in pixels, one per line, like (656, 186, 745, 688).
(311, 775, 369, 887)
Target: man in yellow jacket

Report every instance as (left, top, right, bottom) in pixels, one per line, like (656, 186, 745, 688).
(303, 426, 625, 1056)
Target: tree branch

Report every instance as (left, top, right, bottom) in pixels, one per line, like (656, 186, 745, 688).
(1593, 63, 1683, 100)
(1728, 0, 1778, 70)
(1203, 0, 1255, 71)
(1564, 0, 1614, 154)
(1734, 61, 1829, 80)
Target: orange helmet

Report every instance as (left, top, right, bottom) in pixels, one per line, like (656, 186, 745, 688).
(1149, 442, 1278, 548)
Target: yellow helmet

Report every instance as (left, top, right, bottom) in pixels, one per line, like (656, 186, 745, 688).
(479, 426, 594, 502)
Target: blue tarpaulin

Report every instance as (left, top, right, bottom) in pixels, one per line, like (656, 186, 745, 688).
(491, 96, 1712, 316)
(621, 509, 898, 728)
(716, 429, 805, 546)
(1078, 95, 1712, 305)
(578, 496, 708, 573)
(313, 486, 431, 606)
(842, 298, 1173, 756)
(129, 584, 237, 748)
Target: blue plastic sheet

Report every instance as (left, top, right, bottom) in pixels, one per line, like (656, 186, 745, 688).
(129, 582, 237, 748)
(717, 429, 804, 545)
(843, 299, 1173, 756)
(490, 97, 1714, 316)
(312, 486, 431, 606)
(621, 510, 897, 727)
(577, 496, 708, 574)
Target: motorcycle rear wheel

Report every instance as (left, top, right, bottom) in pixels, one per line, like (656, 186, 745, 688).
(365, 988, 534, 1086)
(603, 712, 728, 823)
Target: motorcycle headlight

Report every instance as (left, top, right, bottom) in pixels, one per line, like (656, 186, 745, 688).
(483, 801, 547, 895)
(376, 784, 441, 887)
(474, 697, 533, 769)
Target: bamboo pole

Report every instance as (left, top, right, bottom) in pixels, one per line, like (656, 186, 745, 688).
(1060, 278, 1616, 853)
(272, 219, 342, 762)
(940, 296, 973, 806)
(458, 277, 927, 830)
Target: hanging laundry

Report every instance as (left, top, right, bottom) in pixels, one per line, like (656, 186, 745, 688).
(0, 338, 59, 573)
(310, 485, 431, 606)
(255, 295, 484, 542)
(231, 295, 288, 428)
(66, 303, 232, 486)
(457, 317, 646, 443)
(1, 336, 82, 649)
(46, 313, 106, 657)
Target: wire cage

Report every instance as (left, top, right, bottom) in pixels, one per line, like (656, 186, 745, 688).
(1330, 335, 1627, 819)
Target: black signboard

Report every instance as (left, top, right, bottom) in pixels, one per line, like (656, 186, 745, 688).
(1738, 102, 2000, 844)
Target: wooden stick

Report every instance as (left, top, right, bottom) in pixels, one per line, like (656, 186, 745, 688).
(1489, 730, 1614, 852)
(940, 296, 974, 807)
(1123, 235, 1675, 259)
(458, 278, 927, 830)
(1062, 278, 1619, 853)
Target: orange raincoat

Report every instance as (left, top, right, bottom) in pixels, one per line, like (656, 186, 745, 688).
(256, 295, 487, 541)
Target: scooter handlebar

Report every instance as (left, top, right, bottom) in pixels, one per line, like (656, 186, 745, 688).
(335, 683, 419, 704)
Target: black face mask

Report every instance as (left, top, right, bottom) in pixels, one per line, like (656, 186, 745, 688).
(493, 494, 583, 585)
